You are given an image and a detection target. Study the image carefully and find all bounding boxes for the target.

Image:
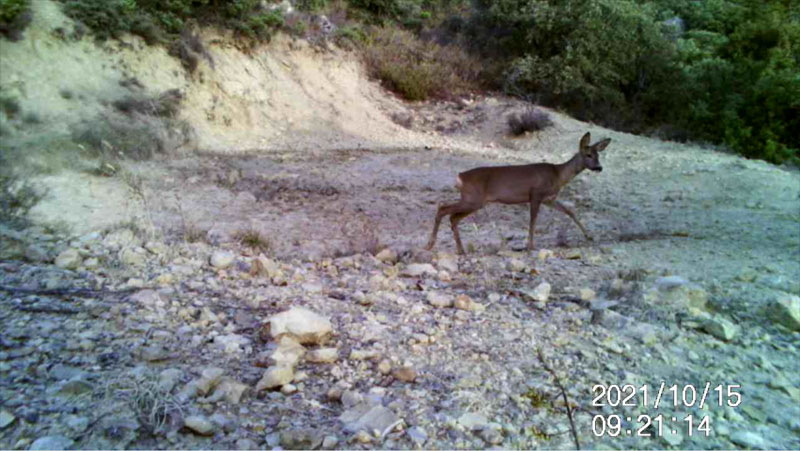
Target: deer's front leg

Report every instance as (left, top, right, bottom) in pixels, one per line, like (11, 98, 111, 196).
(527, 195, 543, 250)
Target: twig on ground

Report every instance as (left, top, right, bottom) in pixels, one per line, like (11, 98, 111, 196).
(537, 347, 581, 450)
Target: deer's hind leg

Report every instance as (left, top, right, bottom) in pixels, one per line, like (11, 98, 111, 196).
(426, 201, 480, 253)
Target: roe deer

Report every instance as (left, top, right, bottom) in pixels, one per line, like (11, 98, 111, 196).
(425, 132, 611, 254)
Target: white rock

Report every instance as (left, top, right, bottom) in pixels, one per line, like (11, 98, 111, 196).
(703, 316, 738, 341)
(307, 347, 338, 363)
(266, 307, 333, 345)
(437, 255, 459, 273)
(184, 415, 216, 436)
(195, 367, 225, 395)
(0, 410, 15, 429)
(214, 334, 251, 355)
(537, 249, 554, 262)
(458, 412, 489, 431)
(508, 259, 526, 272)
(768, 295, 800, 331)
(655, 276, 688, 289)
(426, 291, 453, 308)
(30, 436, 74, 450)
(400, 263, 437, 277)
(375, 248, 397, 263)
(209, 250, 235, 269)
(256, 366, 294, 391)
(54, 248, 82, 270)
(530, 282, 551, 302)
(730, 431, 765, 449)
(267, 336, 306, 367)
(119, 246, 147, 267)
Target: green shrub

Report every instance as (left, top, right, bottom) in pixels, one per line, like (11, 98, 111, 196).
(362, 26, 483, 100)
(0, 155, 43, 229)
(0, 0, 31, 40)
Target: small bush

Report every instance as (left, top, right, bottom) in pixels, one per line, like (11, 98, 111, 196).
(507, 108, 553, 136)
(0, 0, 31, 40)
(362, 26, 483, 101)
(112, 89, 183, 118)
(0, 156, 44, 229)
(235, 228, 271, 254)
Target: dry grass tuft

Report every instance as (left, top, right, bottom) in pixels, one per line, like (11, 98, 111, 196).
(362, 26, 483, 101)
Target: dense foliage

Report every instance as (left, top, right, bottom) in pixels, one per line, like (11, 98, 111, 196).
(452, 0, 798, 163)
(58, 0, 284, 42)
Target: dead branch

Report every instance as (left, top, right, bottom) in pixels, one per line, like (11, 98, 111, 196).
(537, 347, 580, 450)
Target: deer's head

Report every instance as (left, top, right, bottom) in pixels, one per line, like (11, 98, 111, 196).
(579, 132, 611, 172)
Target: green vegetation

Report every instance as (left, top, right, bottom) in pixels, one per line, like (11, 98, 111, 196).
(57, 0, 285, 42)
(362, 26, 483, 100)
(235, 228, 272, 254)
(454, 0, 798, 164)
(0, 0, 30, 40)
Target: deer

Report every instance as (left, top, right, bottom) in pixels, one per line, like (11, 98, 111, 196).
(425, 132, 611, 255)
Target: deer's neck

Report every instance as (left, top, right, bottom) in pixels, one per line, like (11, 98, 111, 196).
(555, 152, 585, 188)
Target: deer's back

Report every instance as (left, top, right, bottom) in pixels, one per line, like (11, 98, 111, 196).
(459, 163, 560, 204)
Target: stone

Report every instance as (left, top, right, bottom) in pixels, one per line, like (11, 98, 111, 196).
(30, 436, 74, 450)
(407, 426, 428, 447)
(537, 249, 554, 262)
(158, 368, 183, 393)
(454, 294, 485, 312)
(400, 263, 437, 278)
(341, 405, 401, 434)
(25, 244, 49, 262)
(322, 435, 339, 449)
(661, 429, 683, 447)
(375, 248, 397, 263)
(655, 276, 688, 289)
(195, 367, 225, 395)
(377, 359, 392, 375)
(54, 248, 82, 270)
(392, 366, 417, 382)
(426, 291, 453, 308)
(703, 316, 738, 341)
(730, 431, 765, 449)
(235, 438, 259, 450)
(210, 250, 235, 269)
(64, 415, 89, 433)
(307, 347, 338, 363)
(256, 366, 294, 391)
(58, 379, 93, 396)
(214, 334, 250, 355)
(579, 288, 596, 301)
(103, 228, 135, 249)
(119, 246, 147, 267)
(508, 259, 526, 272)
(280, 428, 322, 449)
(645, 279, 708, 313)
(458, 412, 489, 431)
(437, 255, 459, 273)
(0, 410, 16, 429)
(209, 378, 249, 404)
(768, 295, 800, 331)
(529, 282, 551, 302)
(265, 307, 333, 345)
(184, 415, 216, 436)
(264, 336, 306, 368)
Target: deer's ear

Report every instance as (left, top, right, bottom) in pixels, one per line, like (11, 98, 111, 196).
(579, 132, 591, 151)
(594, 138, 611, 152)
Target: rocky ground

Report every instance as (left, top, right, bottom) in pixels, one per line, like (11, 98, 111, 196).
(1, 120, 799, 449)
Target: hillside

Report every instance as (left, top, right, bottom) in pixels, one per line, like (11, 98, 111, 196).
(1, 1, 799, 450)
